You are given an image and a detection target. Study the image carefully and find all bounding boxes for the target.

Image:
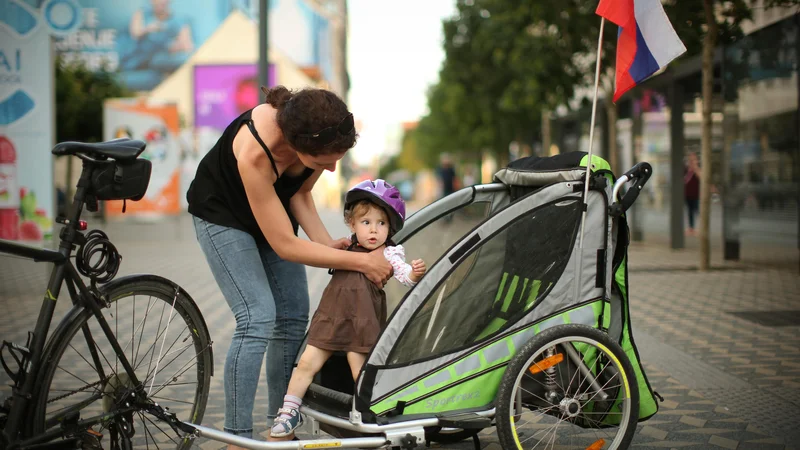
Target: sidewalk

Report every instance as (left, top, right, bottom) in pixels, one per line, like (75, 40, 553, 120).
(1, 210, 798, 449)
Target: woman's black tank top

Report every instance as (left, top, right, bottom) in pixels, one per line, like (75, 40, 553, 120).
(187, 108, 314, 244)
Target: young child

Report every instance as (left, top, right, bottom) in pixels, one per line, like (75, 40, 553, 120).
(270, 179, 427, 438)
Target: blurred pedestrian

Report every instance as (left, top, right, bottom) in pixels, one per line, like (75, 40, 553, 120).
(684, 152, 700, 236)
(437, 153, 456, 198)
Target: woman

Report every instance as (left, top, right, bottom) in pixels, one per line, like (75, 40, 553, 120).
(684, 152, 700, 236)
(187, 86, 393, 442)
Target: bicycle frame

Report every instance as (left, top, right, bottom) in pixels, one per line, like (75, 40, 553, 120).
(0, 159, 145, 447)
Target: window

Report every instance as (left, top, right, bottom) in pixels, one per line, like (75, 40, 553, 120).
(384, 202, 491, 312)
(388, 199, 583, 365)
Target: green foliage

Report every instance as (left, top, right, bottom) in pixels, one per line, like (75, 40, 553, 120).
(405, 0, 797, 174)
(55, 58, 131, 144)
(414, 0, 619, 165)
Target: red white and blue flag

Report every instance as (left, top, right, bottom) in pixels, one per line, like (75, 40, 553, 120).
(596, 0, 687, 102)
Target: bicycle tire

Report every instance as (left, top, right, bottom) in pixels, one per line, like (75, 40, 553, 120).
(496, 324, 638, 450)
(30, 277, 212, 449)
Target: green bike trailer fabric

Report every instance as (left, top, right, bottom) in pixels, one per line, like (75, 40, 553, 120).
(314, 151, 657, 426)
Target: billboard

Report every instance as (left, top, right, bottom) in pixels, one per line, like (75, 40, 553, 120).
(0, 0, 62, 242)
(50, 0, 335, 93)
(194, 63, 276, 132)
(103, 98, 182, 217)
(55, 0, 246, 91)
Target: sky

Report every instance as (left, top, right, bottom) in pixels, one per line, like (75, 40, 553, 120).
(345, 0, 457, 167)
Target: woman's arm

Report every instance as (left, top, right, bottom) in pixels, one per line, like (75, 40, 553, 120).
(237, 140, 391, 284)
(169, 24, 194, 53)
(129, 10, 146, 39)
(129, 10, 160, 40)
(290, 170, 334, 245)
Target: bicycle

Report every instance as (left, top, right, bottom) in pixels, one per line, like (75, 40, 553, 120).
(0, 139, 213, 449)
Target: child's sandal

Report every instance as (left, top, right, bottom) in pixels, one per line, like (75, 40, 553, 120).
(270, 407, 303, 437)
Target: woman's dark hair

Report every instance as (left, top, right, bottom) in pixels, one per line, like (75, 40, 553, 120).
(262, 85, 358, 156)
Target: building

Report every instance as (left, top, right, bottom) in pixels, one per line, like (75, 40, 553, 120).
(547, 7, 798, 260)
(53, 0, 350, 215)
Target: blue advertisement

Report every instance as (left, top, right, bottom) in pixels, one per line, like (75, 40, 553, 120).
(11, 0, 333, 93)
(53, 0, 247, 91)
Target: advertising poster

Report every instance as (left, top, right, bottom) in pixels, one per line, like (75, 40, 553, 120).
(51, 0, 332, 93)
(103, 98, 182, 217)
(194, 63, 276, 132)
(54, 0, 245, 92)
(0, 0, 74, 242)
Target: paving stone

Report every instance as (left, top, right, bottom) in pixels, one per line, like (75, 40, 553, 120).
(708, 435, 739, 449)
(679, 416, 707, 428)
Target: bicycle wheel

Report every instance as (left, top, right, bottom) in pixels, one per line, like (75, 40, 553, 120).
(496, 324, 638, 450)
(31, 277, 212, 449)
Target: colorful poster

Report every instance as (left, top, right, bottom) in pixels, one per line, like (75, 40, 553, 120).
(103, 98, 182, 217)
(51, 0, 333, 93)
(194, 63, 276, 131)
(0, 0, 70, 242)
(55, 0, 248, 92)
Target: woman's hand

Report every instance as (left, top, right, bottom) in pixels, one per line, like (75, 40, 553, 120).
(328, 237, 352, 250)
(363, 249, 393, 287)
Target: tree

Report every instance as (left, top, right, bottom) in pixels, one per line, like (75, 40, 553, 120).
(416, 0, 617, 166)
(55, 58, 131, 203)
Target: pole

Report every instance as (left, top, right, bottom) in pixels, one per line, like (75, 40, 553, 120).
(574, 17, 605, 305)
(578, 17, 605, 249)
(259, 0, 270, 90)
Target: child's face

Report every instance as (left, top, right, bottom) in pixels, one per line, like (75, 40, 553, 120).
(349, 204, 390, 250)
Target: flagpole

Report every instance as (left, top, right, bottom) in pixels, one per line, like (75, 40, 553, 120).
(578, 17, 605, 249)
(574, 17, 605, 305)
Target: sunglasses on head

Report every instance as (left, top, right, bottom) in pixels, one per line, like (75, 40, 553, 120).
(295, 113, 355, 147)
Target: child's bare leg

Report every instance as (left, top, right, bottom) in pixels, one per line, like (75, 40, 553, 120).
(346, 352, 368, 381)
(271, 345, 332, 438)
(288, 345, 332, 398)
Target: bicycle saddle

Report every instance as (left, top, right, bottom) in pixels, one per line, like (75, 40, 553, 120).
(52, 138, 146, 162)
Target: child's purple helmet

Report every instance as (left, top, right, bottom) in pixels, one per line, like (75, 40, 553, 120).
(345, 179, 406, 232)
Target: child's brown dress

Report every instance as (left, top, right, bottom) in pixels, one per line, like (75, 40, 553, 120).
(307, 247, 387, 353)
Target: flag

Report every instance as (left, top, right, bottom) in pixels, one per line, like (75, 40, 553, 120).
(596, 0, 687, 102)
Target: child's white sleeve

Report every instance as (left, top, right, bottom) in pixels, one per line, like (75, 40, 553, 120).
(384, 245, 416, 288)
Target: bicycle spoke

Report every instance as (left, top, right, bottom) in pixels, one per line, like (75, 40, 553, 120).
(149, 343, 211, 397)
(151, 395, 194, 405)
(115, 299, 119, 375)
(143, 338, 194, 388)
(92, 332, 122, 380)
(140, 411, 151, 450)
(145, 301, 169, 391)
(134, 296, 155, 367)
(149, 288, 180, 395)
(139, 412, 162, 450)
(142, 412, 179, 445)
(68, 342, 98, 374)
(142, 332, 189, 382)
(131, 295, 136, 366)
(56, 365, 96, 390)
(121, 296, 158, 361)
(44, 393, 103, 430)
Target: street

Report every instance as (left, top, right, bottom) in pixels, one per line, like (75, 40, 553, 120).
(1, 209, 799, 450)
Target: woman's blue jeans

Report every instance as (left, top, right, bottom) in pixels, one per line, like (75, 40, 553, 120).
(194, 216, 309, 437)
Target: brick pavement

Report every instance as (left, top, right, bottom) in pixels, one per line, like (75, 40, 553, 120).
(1, 211, 798, 449)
